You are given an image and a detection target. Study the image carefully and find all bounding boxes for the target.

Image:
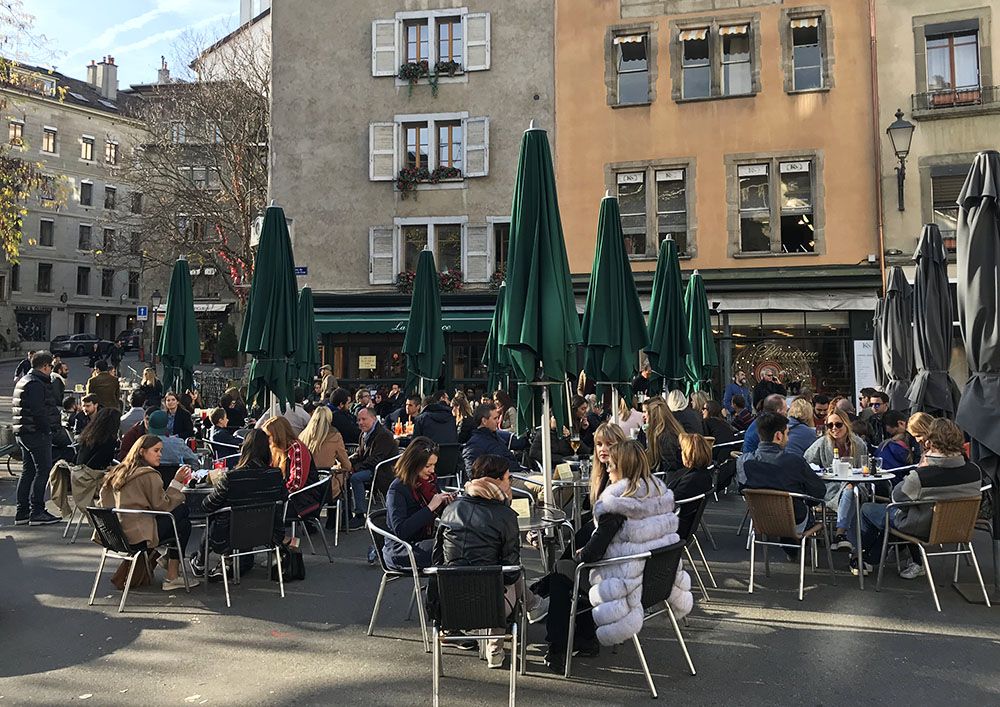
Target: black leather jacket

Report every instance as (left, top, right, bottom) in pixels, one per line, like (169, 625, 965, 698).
(433, 495, 520, 584)
(12, 369, 60, 440)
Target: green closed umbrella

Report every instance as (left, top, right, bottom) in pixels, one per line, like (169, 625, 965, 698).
(581, 195, 649, 409)
(483, 282, 513, 395)
(683, 270, 718, 394)
(500, 124, 582, 437)
(239, 205, 298, 411)
(157, 257, 199, 395)
(402, 248, 445, 395)
(645, 237, 689, 394)
(293, 286, 319, 390)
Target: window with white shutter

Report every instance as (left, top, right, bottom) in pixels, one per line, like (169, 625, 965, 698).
(464, 13, 491, 71)
(372, 19, 399, 76)
(369, 122, 398, 181)
(463, 117, 489, 177)
(462, 224, 490, 282)
(369, 226, 397, 284)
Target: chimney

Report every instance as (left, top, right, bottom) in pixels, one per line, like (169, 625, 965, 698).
(157, 56, 171, 85)
(94, 56, 118, 101)
(86, 59, 98, 87)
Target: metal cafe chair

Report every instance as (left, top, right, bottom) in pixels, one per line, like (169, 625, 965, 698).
(744, 489, 836, 601)
(365, 453, 405, 517)
(875, 496, 991, 611)
(86, 506, 192, 613)
(366, 508, 430, 653)
(674, 493, 717, 601)
(563, 541, 695, 696)
(214, 502, 286, 608)
(283, 474, 334, 562)
(426, 564, 523, 707)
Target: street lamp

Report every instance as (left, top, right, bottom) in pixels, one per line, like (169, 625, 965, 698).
(886, 108, 915, 211)
(150, 288, 162, 369)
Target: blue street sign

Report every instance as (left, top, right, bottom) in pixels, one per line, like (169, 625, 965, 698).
(136, 306, 148, 321)
(294, 266, 308, 276)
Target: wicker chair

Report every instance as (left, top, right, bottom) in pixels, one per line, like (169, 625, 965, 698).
(744, 489, 836, 601)
(875, 496, 990, 611)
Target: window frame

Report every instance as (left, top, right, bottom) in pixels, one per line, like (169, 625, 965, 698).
(38, 218, 55, 248)
(78, 224, 92, 251)
(617, 171, 649, 258)
(615, 33, 651, 106)
(128, 271, 140, 299)
(104, 186, 117, 210)
(720, 25, 753, 97)
(781, 7, 834, 94)
(605, 23, 657, 107)
(41, 126, 57, 154)
(80, 134, 95, 161)
(393, 216, 469, 275)
(101, 268, 115, 298)
(9, 120, 24, 146)
(403, 18, 430, 64)
(670, 16, 762, 103)
(80, 180, 93, 207)
(378, 111, 486, 183)
(76, 266, 91, 296)
(925, 30, 980, 93)
(487, 216, 511, 276)
(436, 120, 463, 170)
(104, 139, 119, 165)
(36, 263, 53, 293)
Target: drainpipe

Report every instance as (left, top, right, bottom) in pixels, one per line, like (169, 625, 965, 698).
(869, 0, 887, 294)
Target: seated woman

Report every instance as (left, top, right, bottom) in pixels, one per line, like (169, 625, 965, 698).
(383, 436, 454, 570)
(543, 439, 692, 671)
(208, 407, 243, 468)
(643, 397, 684, 476)
(263, 416, 322, 522)
(77, 407, 121, 470)
(163, 392, 195, 440)
(298, 407, 352, 529)
(701, 400, 737, 446)
(785, 398, 818, 456)
(805, 409, 869, 557)
(616, 399, 644, 439)
(668, 433, 715, 539)
(529, 416, 592, 467)
(98, 434, 199, 591)
(193, 430, 287, 577)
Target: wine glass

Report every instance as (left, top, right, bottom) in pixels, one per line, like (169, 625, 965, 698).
(569, 436, 581, 460)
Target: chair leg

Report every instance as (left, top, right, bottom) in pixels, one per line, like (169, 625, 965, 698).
(632, 634, 657, 698)
(334, 499, 341, 547)
(824, 526, 837, 585)
(746, 519, 753, 551)
(763, 538, 770, 578)
(519, 596, 528, 676)
(798, 537, 807, 601)
(411, 573, 430, 653)
(222, 553, 232, 608)
(564, 588, 579, 677)
(275, 546, 285, 598)
(432, 626, 441, 707)
(736, 506, 749, 536)
(63, 508, 76, 538)
(918, 544, 940, 612)
(118, 554, 139, 613)
(666, 603, 696, 676)
(406, 583, 418, 620)
(89, 550, 108, 605)
(700, 518, 718, 551)
(72, 509, 87, 543)
(302, 522, 316, 555)
(692, 535, 717, 588)
(176, 540, 190, 591)
(509, 623, 517, 707)
(954, 547, 961, 583)
(685, 546, 710, 602)
(367, 574, 389, 636)
(312, 519, 333, 563)
(810, 537, 818, 570)
(876, 527, 891, 591)
(967, 544, 992, 608)
(748, 532, 756, 594)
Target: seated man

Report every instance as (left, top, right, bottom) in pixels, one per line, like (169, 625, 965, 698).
(147, 410, 199, 467)
(118, 405, 157, 460)
(208, 407, 244, 469)
(742, 412, 827, 537)
(413, 390, 458, 445)
(433, 454, 546, 668)
(327, 387, 360, 445)
(741, 394, 787, 454)
(462, 404, 523, 477)
(387, 394, 422, 430)
(730, 394, 753, 432)
(347, 407, 400, 528)
(119, 390, 147, 435)
(858, 418, 982, 579)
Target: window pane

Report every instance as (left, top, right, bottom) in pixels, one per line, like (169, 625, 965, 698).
(405, 123, 429, 169)
(402, 225, 428, 271)
(406, 21, 429, 63)
(794, 66, 822, 91)
(435, 224, 462, 272)
(683, 65, 710, 98)
(437, 122, 462, 170)
(656, 178, 686, 214)
(494, 223, 510, 271)
(618, 39, 648, 71)
(723, 34, 750, 63)
(780, 169, 812, 209)
(81, 183, 92, 205)
(780, 214, 815, 253)
(683, 37, 709, 64)
(438, 18, 462, 64)
(792, 26, 819, 47)
(722, 61, 751, 95)
(740, 214, 771, 252)
(739, 172, 769, 210)
(618, 71, 649, 104)
(926, 43, 952, 90)
(954, 39, 980, 88)
(619, 175, 646, 256)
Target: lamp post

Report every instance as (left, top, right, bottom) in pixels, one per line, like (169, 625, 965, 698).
(150, 288, 162, 370)
(886, 108, 916, 212)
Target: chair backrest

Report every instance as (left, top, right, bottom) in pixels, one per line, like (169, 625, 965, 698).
(229, 502, 282, 552)
(369, 453, 403, 513)
(640, 541, 685, 610)
(927, 497, 981, 545)
(86, 506, 137, 554)
(674, 493, 709, 541)
(156, 464, 181, 490)
(227, 468, 286, 508)
(743, 489, 798, 537)
(432, 565, 508, 631)
(366, 508, 394, 573)
(435, 443, 462, 482)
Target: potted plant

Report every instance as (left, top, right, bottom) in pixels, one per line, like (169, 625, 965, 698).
(217, 322, 238, 367)
(434, 60, 463, 77)
(395, 269, 417, 294)
(439, 268, 464, 293)
(488, 264, 506, 291)
(397, 166, 430, 197)
(398, 60, 430, 95)
(429, 165, 462, 182)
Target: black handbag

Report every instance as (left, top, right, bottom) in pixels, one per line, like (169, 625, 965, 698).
(271, 545, 306, 582)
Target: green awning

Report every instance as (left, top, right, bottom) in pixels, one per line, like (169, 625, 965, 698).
(316, 310, 493, 335)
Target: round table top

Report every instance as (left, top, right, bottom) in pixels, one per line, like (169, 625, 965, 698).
(517, 506, 566, 532)
(182, 484, 212, 494)
(552, 477, 592, 489)
(818, 470, 895, 482)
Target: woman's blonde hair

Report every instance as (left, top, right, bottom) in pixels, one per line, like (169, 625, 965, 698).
(690, 391, 710, 413)
(299, 406, 334, 457)
(263, 416, 296, 476)
(645, 397, 683, 468)
(825, 410, 859, 459)
(452, 391, 473, 420)
(788, 398, 815, 427)
(907, 411, 934, 441)
(680, 433, 712, 470)
(590, 422, 626, 505)
(666, 389, 688, 413)
(104, 434, 161, 491)
(609, 439, 660, 500)
(141, 368, 157, 386)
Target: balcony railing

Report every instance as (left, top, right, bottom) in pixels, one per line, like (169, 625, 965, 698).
(912, 85, 1000, 111)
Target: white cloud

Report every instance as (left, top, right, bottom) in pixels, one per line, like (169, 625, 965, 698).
(109, 11, 232, 56)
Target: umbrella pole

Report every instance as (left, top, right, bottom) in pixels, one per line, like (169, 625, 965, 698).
(541, 382, 554, 510)
(612, 387, 620, 426)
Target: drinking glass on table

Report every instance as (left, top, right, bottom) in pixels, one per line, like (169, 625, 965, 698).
(569, 435, 581, 459)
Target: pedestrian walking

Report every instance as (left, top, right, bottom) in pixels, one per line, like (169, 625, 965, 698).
(12, 351, 62, 526)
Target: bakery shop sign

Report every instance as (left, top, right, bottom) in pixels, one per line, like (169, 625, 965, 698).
(738, 342, 819, 385)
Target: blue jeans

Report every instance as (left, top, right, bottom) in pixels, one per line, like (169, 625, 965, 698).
(16, 436, 52, 517)
(350, 467, 374, 515)
(837, 485, 857, 537)
(859, 503, 898, 565)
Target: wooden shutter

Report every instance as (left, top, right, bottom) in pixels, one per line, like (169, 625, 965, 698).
(369, 122, 398, 181)
(464, 13, 491, 71)
(371, 19, 398, 77)
(462, 224, 490, 282)
(463, 117, 489, 177)
(369, 226, 397, 284)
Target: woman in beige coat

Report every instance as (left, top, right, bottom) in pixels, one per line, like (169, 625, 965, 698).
(299, 407, 352, 518)
(99, 434, 198, 590)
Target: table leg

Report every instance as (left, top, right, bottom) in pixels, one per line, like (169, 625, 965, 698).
(855, 485, 863, 590)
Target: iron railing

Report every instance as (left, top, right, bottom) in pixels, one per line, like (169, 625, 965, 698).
(912, 85, 999, 111)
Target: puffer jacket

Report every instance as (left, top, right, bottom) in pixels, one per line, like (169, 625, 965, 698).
(588, 478, 693, 646)
(434, 478, 519, 583)
(413, 402, 458, 445)
(12, 369, 60, 439)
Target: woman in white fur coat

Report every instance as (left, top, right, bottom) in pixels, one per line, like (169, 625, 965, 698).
(543, 439, 693, 669)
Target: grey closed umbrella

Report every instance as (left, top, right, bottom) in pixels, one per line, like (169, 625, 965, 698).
(880, 266, 913, 411)
(908, 224, 961, 417)
(872, 297, 886, 389)
(955, 149, 1000, 589)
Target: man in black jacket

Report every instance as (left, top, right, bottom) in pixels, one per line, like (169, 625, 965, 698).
(12, 350, 34, 382)
(462, 404, 523, 476)
(12, 352, 62, 525)
(413, 391, 457, 444)
(327, 387, 360, 444)
(347, 407, 400, 527)
(387, 394, 421, 429)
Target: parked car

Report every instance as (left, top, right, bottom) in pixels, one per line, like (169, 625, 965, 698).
(50, 334, 113, 357)
(116, 328, 143, 351)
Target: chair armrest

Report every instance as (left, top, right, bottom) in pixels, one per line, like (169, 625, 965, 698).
(289, 476, 329, 497)
(785, 491, 827, 506)
(112, 507, 181, 546)
(884, 499, 935, 511)
(424, 564, 522, 576)
(577, 551, 652, 574)
(674, 493, 707, 507)
(366, 518, 422, 574)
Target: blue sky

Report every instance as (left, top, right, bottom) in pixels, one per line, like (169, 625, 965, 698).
(24, 0, 240, 87)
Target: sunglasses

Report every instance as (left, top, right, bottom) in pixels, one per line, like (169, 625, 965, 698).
(825, 422, 845, 430)
(871, 402, 882, 408)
